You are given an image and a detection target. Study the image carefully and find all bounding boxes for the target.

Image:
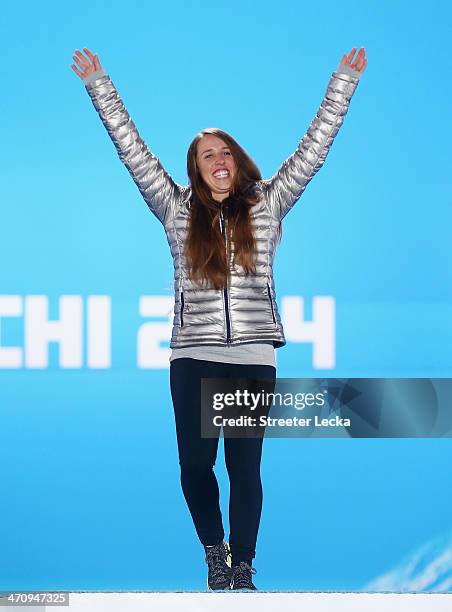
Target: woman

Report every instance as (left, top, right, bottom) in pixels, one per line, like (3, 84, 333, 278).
(72, 46, 367, 591)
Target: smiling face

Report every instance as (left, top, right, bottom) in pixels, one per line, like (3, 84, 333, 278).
(196, 134, 237, 202)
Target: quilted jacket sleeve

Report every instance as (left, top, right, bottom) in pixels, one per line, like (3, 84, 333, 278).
(263, 64, 361, 221)
(83, 67, 183, 226)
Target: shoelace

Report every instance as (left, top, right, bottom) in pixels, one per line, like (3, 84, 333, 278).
(205, 543, 230, 582)
(231, 561, 257, 589)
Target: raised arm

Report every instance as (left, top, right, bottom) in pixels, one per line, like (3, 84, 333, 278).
(263, 47, 367, 221)
(71, 48, 184, 226)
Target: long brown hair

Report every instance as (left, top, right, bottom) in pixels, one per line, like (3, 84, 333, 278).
(185, 127, 282, 290)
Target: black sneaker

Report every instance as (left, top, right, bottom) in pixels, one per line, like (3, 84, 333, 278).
(230, 561, 257, 591)
(205, 541, 232, 591)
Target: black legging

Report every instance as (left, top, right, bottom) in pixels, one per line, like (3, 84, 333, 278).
(169, 357, 276, 566)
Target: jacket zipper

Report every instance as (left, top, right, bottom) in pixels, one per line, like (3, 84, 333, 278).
(267, 282, 277, 324)
(180, 290, 185, 327)
(219, 207, 232, 344)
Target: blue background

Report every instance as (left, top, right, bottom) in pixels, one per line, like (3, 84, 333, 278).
(1, 0, 451, 592)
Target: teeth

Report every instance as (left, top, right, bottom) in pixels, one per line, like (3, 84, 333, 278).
(214, 171, 229, 178)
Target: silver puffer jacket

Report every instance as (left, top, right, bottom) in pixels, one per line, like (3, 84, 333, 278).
(84, 67, 360, 349)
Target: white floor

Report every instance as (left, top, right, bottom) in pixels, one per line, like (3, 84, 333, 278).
(4, 592, 450, 611)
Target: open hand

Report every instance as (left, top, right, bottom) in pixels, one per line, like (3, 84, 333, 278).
(340, 47, 367, 76)
(71, 47, 102, 80)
